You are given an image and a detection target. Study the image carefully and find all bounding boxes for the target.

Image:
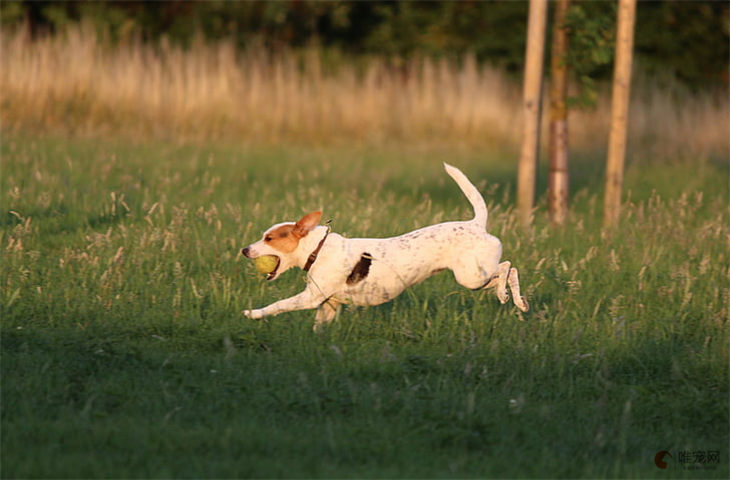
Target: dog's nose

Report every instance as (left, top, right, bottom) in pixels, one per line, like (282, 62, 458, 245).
(242, 247, 250, 257)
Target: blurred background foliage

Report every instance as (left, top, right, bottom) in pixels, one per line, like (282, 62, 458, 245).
(2, 0, 728, 90)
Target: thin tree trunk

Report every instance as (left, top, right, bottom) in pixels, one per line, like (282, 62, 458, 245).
(603, 0, 636, 228)
(548, 0, 571, 226)
(517, 0, 548, 226)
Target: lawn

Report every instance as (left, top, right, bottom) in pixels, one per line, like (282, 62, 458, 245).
(1, 134, 728, 478)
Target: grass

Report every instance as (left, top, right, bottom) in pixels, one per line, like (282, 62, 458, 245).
(1, 20, 728, 478)
(1, 133, 728, 478)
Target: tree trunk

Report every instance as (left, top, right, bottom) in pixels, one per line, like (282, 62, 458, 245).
(603, 0, 636, 228)
(548, 0, 571, 226)
(517, 0, 548, 226)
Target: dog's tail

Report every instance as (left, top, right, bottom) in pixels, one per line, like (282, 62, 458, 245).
(443, 163, 488, 227)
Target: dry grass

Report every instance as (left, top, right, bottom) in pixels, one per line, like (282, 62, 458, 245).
(1, 23, 728, 155)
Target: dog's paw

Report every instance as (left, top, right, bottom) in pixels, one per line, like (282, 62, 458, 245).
(242, 309, 264, 320)
(498, 290, 510, 304)
(516, 297, 529, 313)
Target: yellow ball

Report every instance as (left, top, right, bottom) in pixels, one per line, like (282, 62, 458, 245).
(254, 255, 279, 274)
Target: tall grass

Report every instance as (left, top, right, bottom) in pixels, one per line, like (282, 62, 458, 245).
(2, 23, 728, 156)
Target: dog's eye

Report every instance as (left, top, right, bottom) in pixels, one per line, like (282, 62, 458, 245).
(264, 236, 272, 242)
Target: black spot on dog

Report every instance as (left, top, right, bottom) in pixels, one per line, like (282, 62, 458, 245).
(346, 253, 372, 285)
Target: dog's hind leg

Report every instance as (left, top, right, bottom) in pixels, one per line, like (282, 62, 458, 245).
(482, 261, 511, 304)
(482, 261, 528, 311)
(506, 266, 529, 312)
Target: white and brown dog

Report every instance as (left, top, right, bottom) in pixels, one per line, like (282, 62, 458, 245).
(242, 163, 529, 330)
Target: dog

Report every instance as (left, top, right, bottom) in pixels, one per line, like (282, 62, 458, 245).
(242, 163, 529, 330)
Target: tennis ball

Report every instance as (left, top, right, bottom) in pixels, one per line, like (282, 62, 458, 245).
(253, 255, 279, 274)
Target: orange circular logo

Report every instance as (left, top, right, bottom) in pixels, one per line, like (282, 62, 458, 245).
(655, 450, 673, 469)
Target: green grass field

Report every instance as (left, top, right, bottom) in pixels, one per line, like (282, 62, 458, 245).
(2, 134, 728, 478)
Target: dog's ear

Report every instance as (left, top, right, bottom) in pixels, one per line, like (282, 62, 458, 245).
(293, 211, 322, 238)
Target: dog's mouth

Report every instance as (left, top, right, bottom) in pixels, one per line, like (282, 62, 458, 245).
(249, 253, 281, 281)
(265, 258, 281, 281)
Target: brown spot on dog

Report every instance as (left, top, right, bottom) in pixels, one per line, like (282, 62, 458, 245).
(346, 253, 372, 285)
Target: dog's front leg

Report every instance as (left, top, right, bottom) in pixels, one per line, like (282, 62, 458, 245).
(243, 290, 324, 320)
(313, 299, 341, 332)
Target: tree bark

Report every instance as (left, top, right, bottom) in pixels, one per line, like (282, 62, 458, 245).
(603, 0, 636, 228)
(517, 0, 548, 226)
(548, 0, 570, 226)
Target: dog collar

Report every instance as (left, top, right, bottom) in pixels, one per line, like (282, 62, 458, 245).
(303, 224, 330, 272)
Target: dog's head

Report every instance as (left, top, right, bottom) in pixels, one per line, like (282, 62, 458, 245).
(241, 211, 322, 281)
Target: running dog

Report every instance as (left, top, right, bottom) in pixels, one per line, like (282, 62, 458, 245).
(242, 163, 529, 330)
